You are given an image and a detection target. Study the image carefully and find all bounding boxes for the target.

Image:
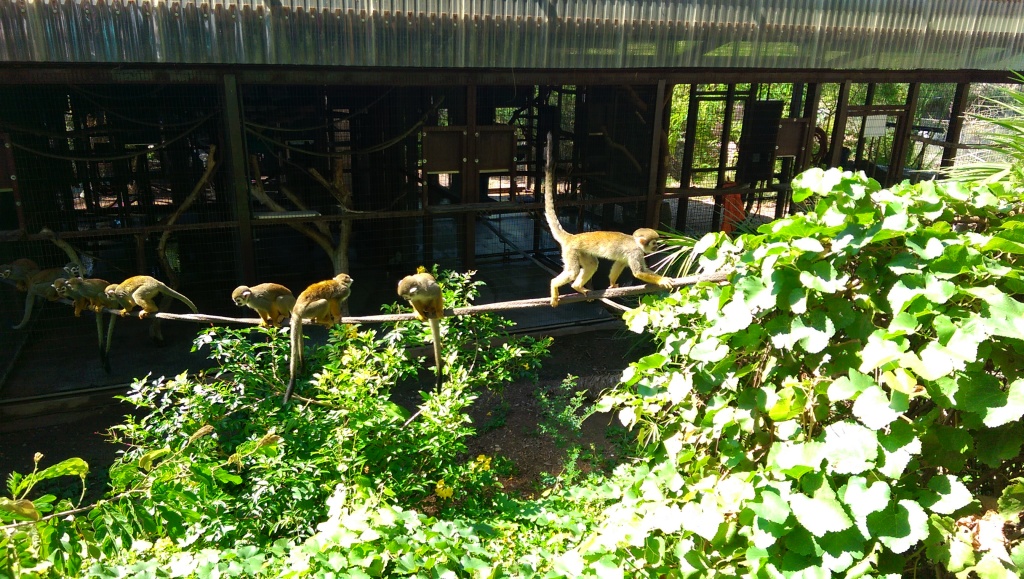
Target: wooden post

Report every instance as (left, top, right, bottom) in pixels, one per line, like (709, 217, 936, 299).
(828, 81, 852, 168)
(941, 82, 971, 169)
(646, 79, 668, 228)
(888, 82, 920, 185)
(221, 74, 255, 282)
(462, 83, 478, 270)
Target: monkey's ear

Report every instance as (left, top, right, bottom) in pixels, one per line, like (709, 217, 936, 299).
(242, 289, 252, 298)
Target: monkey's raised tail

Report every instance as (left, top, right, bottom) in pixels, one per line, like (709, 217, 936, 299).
(285, 313, 303, 404)
(543, 131, 571, 246)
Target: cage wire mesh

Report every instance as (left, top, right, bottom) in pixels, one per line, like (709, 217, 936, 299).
(0, 82, 226, 397)
(0, 79, 1006, 398)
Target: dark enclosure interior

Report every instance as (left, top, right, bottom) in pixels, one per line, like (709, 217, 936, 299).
(0, 75, 976, 400)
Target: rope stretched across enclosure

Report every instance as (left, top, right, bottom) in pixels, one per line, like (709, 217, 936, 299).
(82, 270, 730, 326)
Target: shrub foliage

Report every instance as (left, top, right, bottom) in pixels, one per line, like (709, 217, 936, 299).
(4, 168, 1024, 577)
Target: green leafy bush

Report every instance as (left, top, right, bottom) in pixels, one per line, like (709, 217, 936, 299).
(2, 270, 553, 577)
(591, 167, 1024, 577)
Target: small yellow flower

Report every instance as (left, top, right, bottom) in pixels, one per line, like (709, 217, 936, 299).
(473, 454, 492, 472)
(435, 479, 454, 499)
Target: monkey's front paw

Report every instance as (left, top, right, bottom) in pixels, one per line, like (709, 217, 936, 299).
(658, 278, 675, 289)
(118, 309, 130, 317)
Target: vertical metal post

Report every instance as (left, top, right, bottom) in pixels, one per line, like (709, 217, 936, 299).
(712, 85, 737, 231)
(462, 83, 478, 270)
(800, 83, 822, 171)
(941, 83, 970, 169)
(828, 81, 852, 168)
(645, 79, 668, 228)
(675, 84, 700, 233)
(221, 73, 255, 282)
(855, 83, 876, 164)
(889, 82, 920, 184)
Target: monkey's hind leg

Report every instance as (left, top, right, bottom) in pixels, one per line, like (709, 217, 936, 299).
(608, 260, 627, 288)
(132, 290, 159, 319)
(570, 254, 599, 297)
(550, 261, 581, 308)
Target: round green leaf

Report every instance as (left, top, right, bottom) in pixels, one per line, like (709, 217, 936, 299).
(867, 500, 929, 554)
(922, 475, 974, 515)
(789, 493, 854, 537)
(823, 421, 878, 474)
(853, 385, 902, 430)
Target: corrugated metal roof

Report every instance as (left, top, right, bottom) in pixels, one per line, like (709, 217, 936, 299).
(1, 0, 1022, 70)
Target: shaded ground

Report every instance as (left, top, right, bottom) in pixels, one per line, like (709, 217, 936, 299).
(0, 328, 647, 503)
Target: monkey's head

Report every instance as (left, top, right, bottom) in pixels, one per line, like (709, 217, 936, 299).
(632, 228, 663, 254)
(52, 277, 69, 297)
(0, 266, 10, 279)
(63, 263, 81, 278)
(231, 285, 251, 306)
(333, 273, 354, 290)
(105, 284, 120, 299)
(397, 272, 436, 302)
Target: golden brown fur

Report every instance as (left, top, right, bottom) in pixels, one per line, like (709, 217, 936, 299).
(1, 258, 41, 291)
(52, 276, 117, 372)
(11, 268, 66, 329)
(105, 275, 198, 319)
(397, 271, 445, 387)
(286, 273, 354, 403)
(542, 133, 672, 307)
(54, 277, 112, 317)
(232, 283, 296, 327)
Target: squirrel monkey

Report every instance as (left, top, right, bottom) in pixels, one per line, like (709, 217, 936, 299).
(53, 277, 112, 317)
(105, 275, 199, 319)
(1, 258, 41, 291)
(542, 133, 673, 307)
(231, 283, 296, 327)
(53, 276, 117, 373)
(11, 267, 67, 329)
(286, 273, 353, 404)
(397, 270, 445, 388)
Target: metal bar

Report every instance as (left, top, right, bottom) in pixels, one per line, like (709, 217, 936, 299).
(799, 82, 821, 172)
(941, 82, 970, 168)
(462, 82, 478, 269)
(712, 84, 736, 231)
(888, 82, 920, 185)
(676, 84, 700, 233)
(3, 66, 1021, 88)
(854, 84, 876, 164)
(828, 81, 852, 168)
(221, 73, 256, 282)
(645, 79, 668, 228)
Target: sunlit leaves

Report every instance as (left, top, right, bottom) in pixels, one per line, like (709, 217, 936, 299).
(921, 475, 974, 515)
(822, 422, 878, 474)
(789, 491, 854, 537)
(868, 500, 930, 554)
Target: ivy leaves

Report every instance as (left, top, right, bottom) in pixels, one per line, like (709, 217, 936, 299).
(615, 167, 1024, 577)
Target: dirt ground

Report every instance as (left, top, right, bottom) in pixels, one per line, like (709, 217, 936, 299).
(0, 328, 646, 503)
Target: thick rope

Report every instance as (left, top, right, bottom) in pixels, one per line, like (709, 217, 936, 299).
(90, 270, 730, 325)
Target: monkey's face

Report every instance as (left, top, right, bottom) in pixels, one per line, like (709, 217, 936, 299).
(0, 267, 11, 279)
(633, 228, 663, 254)
(52, 278, 69, 296)
(231, 286, 250, 306)
(64, 264, 81, 278)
